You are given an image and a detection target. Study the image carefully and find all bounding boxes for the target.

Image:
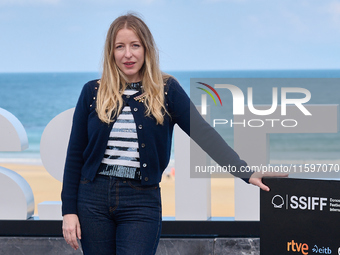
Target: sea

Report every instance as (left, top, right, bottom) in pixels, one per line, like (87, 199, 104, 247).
(0, 70, 340, 165)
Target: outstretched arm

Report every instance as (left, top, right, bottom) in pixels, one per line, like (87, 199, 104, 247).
(166, 78, 289, 189)
(166, 78, 251, 181)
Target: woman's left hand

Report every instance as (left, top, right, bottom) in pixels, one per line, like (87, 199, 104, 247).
(249, 171, 289, 191)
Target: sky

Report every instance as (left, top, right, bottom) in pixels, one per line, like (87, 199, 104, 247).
(0, 0, 339, 73)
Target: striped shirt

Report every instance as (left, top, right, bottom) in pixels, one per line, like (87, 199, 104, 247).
(98, 89, 141, 180)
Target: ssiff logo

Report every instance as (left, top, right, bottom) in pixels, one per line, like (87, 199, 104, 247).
(272, 194, 328, 211)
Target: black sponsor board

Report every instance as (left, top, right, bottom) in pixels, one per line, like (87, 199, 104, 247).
(261, 178, 340, 255)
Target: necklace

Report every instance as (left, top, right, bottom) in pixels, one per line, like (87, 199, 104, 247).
(126, 81, 142, 91)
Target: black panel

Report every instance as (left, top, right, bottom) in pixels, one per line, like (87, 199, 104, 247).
(0, 220, 259, 237)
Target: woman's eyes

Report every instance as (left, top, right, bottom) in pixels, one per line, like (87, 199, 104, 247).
(115, 44, 141, 49)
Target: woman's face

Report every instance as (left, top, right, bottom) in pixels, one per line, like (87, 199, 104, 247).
(114, 28, 145, 83)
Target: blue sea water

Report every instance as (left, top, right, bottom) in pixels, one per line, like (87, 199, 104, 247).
(0, 70, 339, 163)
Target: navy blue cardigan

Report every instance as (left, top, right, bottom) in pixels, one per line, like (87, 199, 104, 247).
(61, 78, 251, 215)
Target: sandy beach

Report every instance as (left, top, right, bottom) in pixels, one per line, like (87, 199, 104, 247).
(1, 163, 235, 218)
(4, 160, 340, 218)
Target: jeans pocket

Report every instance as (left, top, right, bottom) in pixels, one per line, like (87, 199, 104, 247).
(127, 180, 159, 191)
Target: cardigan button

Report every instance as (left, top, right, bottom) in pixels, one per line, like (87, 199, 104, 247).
(144, 177, 149, 181)
(141, 143, 145, 148)
(134, 108, 138, 112)
(126, 95, 130, 98)
(138, 125, 143, 129)
(165, 92, 168, 95)
(143, 163, 147, 167)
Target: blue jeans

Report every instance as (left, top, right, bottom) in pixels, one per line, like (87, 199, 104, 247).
(77, 174, 162, 255)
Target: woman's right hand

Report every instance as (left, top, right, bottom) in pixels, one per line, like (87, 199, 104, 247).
(62, 214, 82, 250)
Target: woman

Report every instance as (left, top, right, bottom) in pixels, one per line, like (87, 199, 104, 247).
(62, 13, 271, 255)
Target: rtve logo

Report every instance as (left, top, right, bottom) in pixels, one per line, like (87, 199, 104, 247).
(287, 241, 333, 255)
(287, 240, 308, 255)
(272, 194, 328, 211)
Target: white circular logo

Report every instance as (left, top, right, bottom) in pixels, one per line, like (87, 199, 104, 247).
(272, 195, 284, 208)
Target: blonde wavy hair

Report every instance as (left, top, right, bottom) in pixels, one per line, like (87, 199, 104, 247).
(96, 13, 170, 124)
